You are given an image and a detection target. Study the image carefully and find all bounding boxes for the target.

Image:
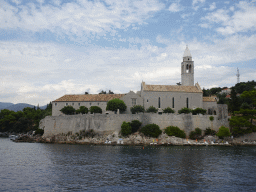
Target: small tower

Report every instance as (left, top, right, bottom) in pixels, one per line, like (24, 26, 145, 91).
(181, 45, 194, 86)
(236, 68, 240, 84)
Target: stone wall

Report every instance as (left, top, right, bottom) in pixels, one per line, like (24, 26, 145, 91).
(40, 113, 229, 138)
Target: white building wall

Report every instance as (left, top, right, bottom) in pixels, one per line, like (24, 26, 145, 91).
(141, 91, 203, 113)
(52, 101, 108, 116)
(120, 91, 143, 114)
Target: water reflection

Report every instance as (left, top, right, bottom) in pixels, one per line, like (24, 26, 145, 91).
(1, 139, 256, 191)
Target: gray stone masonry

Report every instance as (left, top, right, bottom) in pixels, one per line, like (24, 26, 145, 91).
(40, 112, 229, 138)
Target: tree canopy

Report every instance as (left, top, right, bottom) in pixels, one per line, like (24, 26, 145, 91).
(89, 106, 102, 114)
(0, 102, 52, 133)
(60, 106, 76, 115)
(106, 99, 127, 112)
(130, 105, 145, 114)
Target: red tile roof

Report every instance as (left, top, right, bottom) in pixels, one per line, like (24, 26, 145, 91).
(203, 97, 216, 102)
(53, 94, 125, 102)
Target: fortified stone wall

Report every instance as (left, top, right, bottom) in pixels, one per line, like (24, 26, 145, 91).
(40, 113, 229, 138)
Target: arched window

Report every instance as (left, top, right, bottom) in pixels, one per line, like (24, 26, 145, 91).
(186, 98, 189, 108)
(189, 65, 192, 73)
(186, 64, 189, 73)
(158, 97, 161, 108)
(172, 97, 174, 108)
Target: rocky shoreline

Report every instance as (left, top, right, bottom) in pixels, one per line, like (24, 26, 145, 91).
(12, 131, 256, 146)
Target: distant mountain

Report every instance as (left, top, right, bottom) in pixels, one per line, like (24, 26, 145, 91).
(0, 102, 49, 112)
(0, 102, 14, 110)
(6, 103, 36, 112)
(40, 105, 47, 110)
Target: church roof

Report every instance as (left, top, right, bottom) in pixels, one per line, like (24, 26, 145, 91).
(142, 84, 202, 93)
(183, 45, 192, 57)
(53, 94, 125, 102)
(203, 97, 216, 102)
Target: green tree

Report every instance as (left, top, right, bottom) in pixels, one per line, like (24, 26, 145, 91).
(163, 107, 175, 113)
(178, 107, 192, 114)
(76, 106, 89, 114)
(217, 93, 228, 104)
(130, 105, 145, 114)
(89, 106, 102, 114)
(99, 90, 106, 94)
(130, 120, 142, 133)
(165, 126, 186, 138)
(106, 99, 127, 113)
(241, 89, 256, 108)
(121, 121, 132, 137)
(192, 108, 206, 115)
(140, 124, 162, 138)
(216, 126, 231, 139)
(146, 106, 158, 113)
(189, 128, 202, 140)
(60, 106, 76, 115)
(229, 88, 242, 114)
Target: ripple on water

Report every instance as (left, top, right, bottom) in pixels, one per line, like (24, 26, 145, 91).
(1, 139, 256, 191)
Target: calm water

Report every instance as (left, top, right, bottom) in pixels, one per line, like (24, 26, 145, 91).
(1, 138, 256, 192)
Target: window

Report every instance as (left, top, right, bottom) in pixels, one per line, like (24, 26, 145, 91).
(132, 98, 136, 105)
(186, 98, 189, 108)
(72, 103, 74, 106)
(158, 97, 161, 108)
(98, 103, 99, 106)
(78, 103, 80, 106)
(172, 97, 174, 108)
(147, 99, 148, 102)
(55, 103, 57, 106)
(90, 103, 91, 106)
(66, 103, 68, 106)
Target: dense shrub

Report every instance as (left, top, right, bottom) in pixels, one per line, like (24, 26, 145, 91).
(178, 107, 192, 114)
(121, 121, 132, 137)
(76, 106, 88, 114)
(192, 108, 207, 115)
(106, 99, 127, 113)
(209, 116, 214, 121)
(35, 128, 44, 135)
(240, 102, 251, 109)
(146, 106, 158, 113)
(163, 107, 175, 113)
(130, 120, 142, 133)
(230, 116, 256, 137)
(189, 128, 203, 140)
(60, 106, 76, 115)
(140, 124, 162, 138)
(80, 129, 97, 138)
(89, 106, 102, 114)
(216, 126, 231, 139)
(130, 105, 145, 114)
(164, 126, 186, 138)
(204, 128, 216, 135)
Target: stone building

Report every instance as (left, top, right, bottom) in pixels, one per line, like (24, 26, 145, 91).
(52, 46, 221, 116)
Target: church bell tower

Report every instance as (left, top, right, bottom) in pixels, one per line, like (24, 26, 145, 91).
(181, 45, 194, 86)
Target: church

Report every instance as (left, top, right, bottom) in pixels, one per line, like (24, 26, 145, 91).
(52, 46, 218, 116)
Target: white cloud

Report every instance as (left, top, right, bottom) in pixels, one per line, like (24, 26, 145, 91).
(168, 2, 182, 12)
(11, 0, 22, 5)
(0, 0, 164, 36)
(209, 2, 216, 11)
(192, 0, 205, 10)
(1, 32, 256, 105)
(201, 1, 256, 35)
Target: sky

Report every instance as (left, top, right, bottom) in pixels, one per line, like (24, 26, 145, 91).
(0, 0, 256, 106)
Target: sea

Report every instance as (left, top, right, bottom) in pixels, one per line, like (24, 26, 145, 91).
(0, 138, 256, 192)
